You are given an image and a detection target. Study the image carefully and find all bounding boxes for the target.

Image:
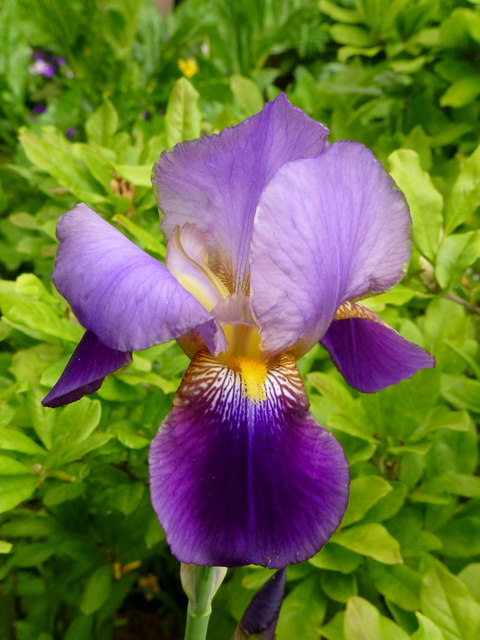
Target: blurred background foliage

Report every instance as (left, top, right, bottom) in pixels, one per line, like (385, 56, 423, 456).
(0, 0, 479, 638)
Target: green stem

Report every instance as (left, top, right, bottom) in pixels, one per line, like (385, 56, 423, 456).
(183, 566, 217, 640)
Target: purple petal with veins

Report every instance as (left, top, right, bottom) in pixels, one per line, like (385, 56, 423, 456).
(250, 141, 411, 357)
(153, 94, 328, 290)
(149, 351, 349, 568)
(52, 204, 226, 355)
(42, 330, 131, 407)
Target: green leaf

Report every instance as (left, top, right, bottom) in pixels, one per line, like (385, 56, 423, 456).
(388, 149, 443, 260)
(458, 563, 480, 603)
(113, 164, 151, 187)
(19, 126, 105, 203)
(344, 596, 410, 640)
(0, 455, 30, 475)
(333, 524, 403, 564)
(441, 375, 480, 413)
(341, 475, 392, 526)
(277, 577, 326, 640)
(411, 613, 446, 640)
(0, 427, 45, 456)
(320, 572, 357, 603)
(55, 398, 101, 444)
(436, 231, 480, 289)
(440, 76, 480, 108)
(165, 78, 201, 147)
(109, 421, 150, 449)
(330, 25, 373, 47)
(0, 291, 83, 343)
(0, 476, 37, 513)
(72, 143, 113, 189)
(309, 542, 363, 573)
(436, 518, 480, 558)
(80, 565, 113, 615)
(85, 97, 119, 147)
(112, 214, 165, 257)
(319, 0, 360, 23)
(362, 285, 418, 309)
(423, 472, 480, 498)
(230, 75, 264, 117)
(368, 561, 421, 610)
(0, 540, 12, 554)
(445, 143, 480, 233)
(421, 562, 480, 640)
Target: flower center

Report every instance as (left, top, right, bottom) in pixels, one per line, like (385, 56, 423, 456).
(233, 356, 268, 404)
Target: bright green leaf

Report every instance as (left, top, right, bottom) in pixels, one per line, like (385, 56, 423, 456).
(421, 561, 480, 640)
(80, 565, 113, 615)
(230, 75, 264, 117)
(165, 78, 201, 147)
(333, 524, 403, 564)
(389, 149, 443, 260)
(0, 476, 37, 513)
(341, 475, 392, 526)
(344, 596, 410, 640)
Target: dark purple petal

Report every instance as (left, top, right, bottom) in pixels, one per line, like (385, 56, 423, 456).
(52, 204, 226, 355)
(250, 142, 411, 356)
(149, 352, 349, 568)
(322, 309, 435, 393)
(239, 569, 286, 638)
(153, 94, 328, 291)
(42, 330, 131, 408)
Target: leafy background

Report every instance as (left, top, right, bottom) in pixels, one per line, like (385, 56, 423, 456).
(0, 0, 479, 638)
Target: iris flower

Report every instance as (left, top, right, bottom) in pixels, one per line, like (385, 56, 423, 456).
(43, 95, 434, 569)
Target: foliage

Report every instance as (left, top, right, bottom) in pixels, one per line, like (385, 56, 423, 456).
(0, 0, 479, 638)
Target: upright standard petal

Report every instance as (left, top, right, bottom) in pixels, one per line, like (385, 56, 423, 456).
(321, 303, 435, 393)
(42, 330, 131, 407)
(52, 204, 226, 355)
(153, 94, 328, 290)
(250, 142, 411, 356)
(149, 352, 349, 568)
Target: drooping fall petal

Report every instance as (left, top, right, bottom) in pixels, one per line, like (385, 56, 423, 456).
(42, 330, 131, 407)
(149, 351, 349, 568)
(321, 304, 434, 393)
(250, 142, 411, 357)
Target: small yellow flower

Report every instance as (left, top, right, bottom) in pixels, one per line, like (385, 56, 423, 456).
(178, 57, 199, 78)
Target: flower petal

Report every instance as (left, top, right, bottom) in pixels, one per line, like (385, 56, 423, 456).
(42, 330, 131, 407)
(321, 305, 435, 393)
(153, 94, 328, 290)
(53, 204, 226, 354)
(149, 351, 349, 568)
(250, 142, 411, 356)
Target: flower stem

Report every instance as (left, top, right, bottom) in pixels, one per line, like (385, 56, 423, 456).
(183, 566, 217, 640)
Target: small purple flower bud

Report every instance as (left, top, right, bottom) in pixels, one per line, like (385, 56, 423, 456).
(56, 56, 66, 66)
(141, 110, 151, 120)
(232, 569, 287, 639)
(66, 128, 77, 138)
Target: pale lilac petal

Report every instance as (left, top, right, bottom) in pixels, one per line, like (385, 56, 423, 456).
(53, 204, 226, 354)
(153, 94, 328, 291)
(149, 352, 349, 568)
(322, 313, 435, 393)
(42, 331, 131, 407)
(250, 142, 411, 356)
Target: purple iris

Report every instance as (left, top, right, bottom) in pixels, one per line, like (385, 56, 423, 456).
(42, 95, 434, 568)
